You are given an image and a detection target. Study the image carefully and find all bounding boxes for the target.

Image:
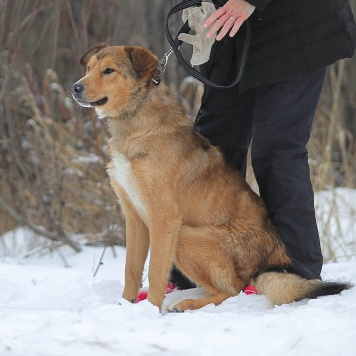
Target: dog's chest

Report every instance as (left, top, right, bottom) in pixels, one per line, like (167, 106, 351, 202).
(110, 152, 147, 220)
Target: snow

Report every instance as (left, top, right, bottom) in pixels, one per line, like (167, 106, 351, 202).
(1, 188, 356, 355)
(1, 242, 356, 356)
(315, 188, 356, 261)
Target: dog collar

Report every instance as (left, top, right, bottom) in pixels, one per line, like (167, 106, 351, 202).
(151, 69, 161, 86)
(151, 47, 175, 86)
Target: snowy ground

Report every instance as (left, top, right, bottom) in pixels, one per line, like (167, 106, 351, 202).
(315, 188, 356, 261)
(1, 188, 356, 356)
(0, 240, 355, 355)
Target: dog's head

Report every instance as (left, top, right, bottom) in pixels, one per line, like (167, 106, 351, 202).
(71, 44, 159, 118)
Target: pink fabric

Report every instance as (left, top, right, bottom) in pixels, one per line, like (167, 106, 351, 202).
(136, 283, 258, 302)
(244, 285, 259, 295)
(137, 282, 181, 302)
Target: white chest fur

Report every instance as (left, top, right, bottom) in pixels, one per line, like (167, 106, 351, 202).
(110, 152, 147, 221)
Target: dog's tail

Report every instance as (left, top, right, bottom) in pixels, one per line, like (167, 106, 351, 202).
(251, 271, 353, 306)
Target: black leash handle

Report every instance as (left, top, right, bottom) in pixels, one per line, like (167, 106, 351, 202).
(164, 0, 250, 88)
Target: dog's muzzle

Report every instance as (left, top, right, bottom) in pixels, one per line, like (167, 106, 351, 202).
(71, 82, 108, 107)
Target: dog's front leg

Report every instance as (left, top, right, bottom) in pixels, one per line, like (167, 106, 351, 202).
(147, 215, 182, 309)
(122, 208, 149, 303)
(110, 179, 150, 304)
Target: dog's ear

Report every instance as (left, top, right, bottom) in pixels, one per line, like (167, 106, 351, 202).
(80, 43, 108, 66)
(125, 46, 158, 77)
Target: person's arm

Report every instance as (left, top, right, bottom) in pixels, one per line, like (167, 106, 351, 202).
(205, 0, 267, 41)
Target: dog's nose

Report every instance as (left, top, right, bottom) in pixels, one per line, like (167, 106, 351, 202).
(72, 83, 84, 93)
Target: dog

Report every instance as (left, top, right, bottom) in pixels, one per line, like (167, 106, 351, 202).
(72, 44, 352, 312)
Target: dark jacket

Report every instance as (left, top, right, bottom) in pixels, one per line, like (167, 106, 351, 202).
(209, 0, 356, 92)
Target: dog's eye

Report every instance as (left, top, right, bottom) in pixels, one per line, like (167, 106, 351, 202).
(103, 68, 114, 75)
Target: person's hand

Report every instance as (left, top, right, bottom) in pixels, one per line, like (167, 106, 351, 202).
(204, 0, 255, 41)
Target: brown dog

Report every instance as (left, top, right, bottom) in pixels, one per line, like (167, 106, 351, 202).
(72, 44, 351, 312)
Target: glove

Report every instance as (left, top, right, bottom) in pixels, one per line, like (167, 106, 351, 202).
(178, 1, 216, 66)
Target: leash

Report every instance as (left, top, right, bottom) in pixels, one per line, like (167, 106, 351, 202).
(155, 0, 251, 89)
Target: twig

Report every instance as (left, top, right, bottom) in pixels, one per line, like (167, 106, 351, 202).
(56, 247, 70, 268)
(66, 0, 79, 40)
(22, 244, 54, 259)
(0, 193, 81, 253)
(58, 118, 110, 162)
(93, 246, 107, 277)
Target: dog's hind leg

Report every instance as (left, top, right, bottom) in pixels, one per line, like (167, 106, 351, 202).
(167, 291, 232, 312)
(170, 225, 246, 311)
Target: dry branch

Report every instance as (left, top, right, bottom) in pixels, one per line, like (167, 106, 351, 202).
(0, 193, 81, 252)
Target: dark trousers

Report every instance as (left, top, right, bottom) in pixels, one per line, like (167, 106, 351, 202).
(171, 68, 325, 287)
(194, 68, 326, 280)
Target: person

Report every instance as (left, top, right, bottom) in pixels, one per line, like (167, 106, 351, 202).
(169, 0, 356, 290)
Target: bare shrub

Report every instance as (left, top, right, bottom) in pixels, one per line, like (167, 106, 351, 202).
(0, 60, 124, 252)
(0, 0, 355, 261)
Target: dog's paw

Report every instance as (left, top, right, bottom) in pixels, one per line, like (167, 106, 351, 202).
(166, 299, 201, 312)
(166, 301, 185, 313)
